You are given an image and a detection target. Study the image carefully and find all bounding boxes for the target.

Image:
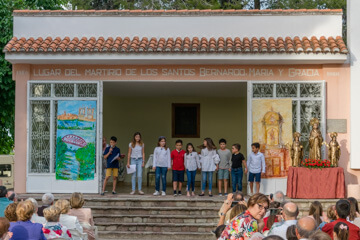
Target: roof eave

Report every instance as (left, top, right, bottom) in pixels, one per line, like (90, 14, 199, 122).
(5, 52, 348, 65)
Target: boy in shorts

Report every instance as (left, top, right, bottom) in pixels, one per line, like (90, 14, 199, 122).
(171, 139, 186, 196)
(247, 142, 265, 195)
(102, 136, 121, 195)
(217, 138, 231, 196)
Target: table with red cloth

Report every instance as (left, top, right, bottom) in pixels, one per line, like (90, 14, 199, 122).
(286, 166, 345, 199)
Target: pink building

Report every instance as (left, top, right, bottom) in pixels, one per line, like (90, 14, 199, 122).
(4, 5, 360, 196)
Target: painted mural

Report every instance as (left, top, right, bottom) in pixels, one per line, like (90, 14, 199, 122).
(252, 99, 292, 178)
(55, 100, 96, 180)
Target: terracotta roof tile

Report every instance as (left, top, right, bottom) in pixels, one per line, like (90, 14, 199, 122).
(3, 36, 348, 54)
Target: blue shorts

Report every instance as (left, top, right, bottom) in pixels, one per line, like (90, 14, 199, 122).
(172, 170, 184, 182)
(248, 172, 261, 182)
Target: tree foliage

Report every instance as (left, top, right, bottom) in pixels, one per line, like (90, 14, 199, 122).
(0, 0, 65, 154)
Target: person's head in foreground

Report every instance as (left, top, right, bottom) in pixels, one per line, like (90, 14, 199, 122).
(54, 199, 70, 214)
(263, 235, 284, 240)
(43, 206, 61, 223)
(336, 200, 351, 220)
(309, 230, 332, 240)
(4, 203, 18, 222)
(215, 225, 226, 239)
(16, 201, 34, 222)
(42, 193, 54, 206)
(0, 217, 10, 240)
(333, 222, 349, 240)
(286, 225, 298, 240)
(70, 192, 85, 209)
(295, 216, 317, 240)
(247, 193, 270, 221)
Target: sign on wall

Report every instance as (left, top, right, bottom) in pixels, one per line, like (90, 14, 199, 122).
(252, 99, 292, 178)
(55, 100, 97, 180)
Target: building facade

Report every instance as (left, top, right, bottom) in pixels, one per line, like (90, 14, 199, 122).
(4, 8, 357, 195)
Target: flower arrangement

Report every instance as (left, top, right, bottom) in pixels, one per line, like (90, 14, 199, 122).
(301, 159, 332, 169)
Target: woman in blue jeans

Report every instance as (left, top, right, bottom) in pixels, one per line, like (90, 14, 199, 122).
(199, 138, 220, 197)
(152, 136, 171, 196)
(230, 143, 247, 192)
(184, 143, 201, 197)
(127, 132, 145, 195)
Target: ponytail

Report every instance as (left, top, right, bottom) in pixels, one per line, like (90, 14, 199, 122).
(334, 222, 349, 240)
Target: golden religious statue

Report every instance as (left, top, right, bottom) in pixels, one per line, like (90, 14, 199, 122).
(287, 132, 304, 167)
(309, 118, 323, 160)
(323, 132, 341, 167)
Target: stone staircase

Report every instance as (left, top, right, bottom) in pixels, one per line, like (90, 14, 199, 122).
(18, 193, 343, 240)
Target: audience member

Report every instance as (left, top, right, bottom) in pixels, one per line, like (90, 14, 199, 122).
(0, 217, 10, 240)
(38, 193, 54, 217)
(9, 200, 46, 240)
(333, 222, 350, 240)
(219, 193, 269, 240)
(273, 191, 286, 203)
(229, 204, 248, 221)
(55, 199, 83, 235)
(319, 206, 337, 230)
(6, 191, 17, 202)
(287, 225, 298, 240)
(269, 202, 299, 239)
(218, 192, 246, 224)
(296, 217, 317, 239)
(263, 201, 281, 233)
(322, 200, 360, 240)
(263, 235, 284, 240)
(68, 192, 95, 240)
(43, 206, 72, 239)
(309, 231, 332, 240)
(309, 201, 324, 227)
(26, 198, 46, 225)
(348, 198, 360, 223)
(0, 186, 12, 218)
(4, 203, 17, 222)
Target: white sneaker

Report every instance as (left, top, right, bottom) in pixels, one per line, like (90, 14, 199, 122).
(130, 191, 135, 195)
(153, 191, 160, 196)
(162, 191, 166, 196)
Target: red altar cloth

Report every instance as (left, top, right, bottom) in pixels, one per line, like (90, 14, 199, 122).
(287, 167, 345, 199)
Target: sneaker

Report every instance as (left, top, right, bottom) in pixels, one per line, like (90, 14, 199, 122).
(219, 193, 223, 196)
(153, 191, 160, 196)
(224, 193, 228, 196)
(130, 191, 135, 195)
(162, 191, 166, 196)
(112, 191, 117, 195)
(178, 191, 182, 196)
(100, 192, 105, 196)
(139, 191, 145, 195)
(174, 193, 177, 197)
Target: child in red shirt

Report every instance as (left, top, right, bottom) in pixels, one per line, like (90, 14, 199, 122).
(171, 139, 186, 196)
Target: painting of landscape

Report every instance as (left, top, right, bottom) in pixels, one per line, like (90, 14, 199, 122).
(55, 100, 97, 180)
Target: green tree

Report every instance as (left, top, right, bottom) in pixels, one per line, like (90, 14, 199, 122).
(0, 0, 65, 154)
(75, 143, 96, 180)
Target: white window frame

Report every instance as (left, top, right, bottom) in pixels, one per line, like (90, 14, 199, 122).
(26, 80, 102, 193)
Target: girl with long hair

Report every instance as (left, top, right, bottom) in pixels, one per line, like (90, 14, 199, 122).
(198, 137, 220, 197)
(333, 222, 349, 240)
(309, 201, 324, 226)
(347, 197, 360, 222)
(152, 136, 171, 196)
(184, 143, 200, 197)
(127, 132, 145, 195)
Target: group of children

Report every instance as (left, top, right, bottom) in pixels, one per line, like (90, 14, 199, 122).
(101, 133, 266, 196)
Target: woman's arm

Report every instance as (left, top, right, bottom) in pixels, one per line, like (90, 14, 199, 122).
(142, 144, 145, 167)
(167, 148, 171, 169)
(152, 148, 157, 170)
(127, 146, 132, 168)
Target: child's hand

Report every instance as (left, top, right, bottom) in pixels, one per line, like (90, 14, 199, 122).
(168, 168, 171, 170)
(216, 166, 219, 171)
(227, 193, 233, 201)
(152, 167, 156, 170)
(261, 172, 266, 177)
(229, 168, 231, 172)
(142, 162, 145, 167)
(244, 168, 248, 174)
(127, 163, 130, 168)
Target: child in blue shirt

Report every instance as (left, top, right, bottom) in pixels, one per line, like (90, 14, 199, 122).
(102, 136, 121, 195)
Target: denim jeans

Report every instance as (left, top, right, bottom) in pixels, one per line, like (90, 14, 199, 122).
(231, 167, 243, 192)
(186, 170, 197, 192)
(155, 167, 168, 192)
(201, 171, 213, 192)
(131, 158, 143, 191)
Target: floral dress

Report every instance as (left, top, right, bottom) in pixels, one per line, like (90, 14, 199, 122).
(42, 222, 72, 239)
(219, 210, 258, 240)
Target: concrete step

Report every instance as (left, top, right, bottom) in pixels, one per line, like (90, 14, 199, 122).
(93, 214, 218, 224)
(98, 231, 214, 240)
(97, 222, 217, 232)
(91, 206, 219, 216)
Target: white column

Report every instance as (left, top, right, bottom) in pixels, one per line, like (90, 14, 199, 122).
(349, 0, 360, 169)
